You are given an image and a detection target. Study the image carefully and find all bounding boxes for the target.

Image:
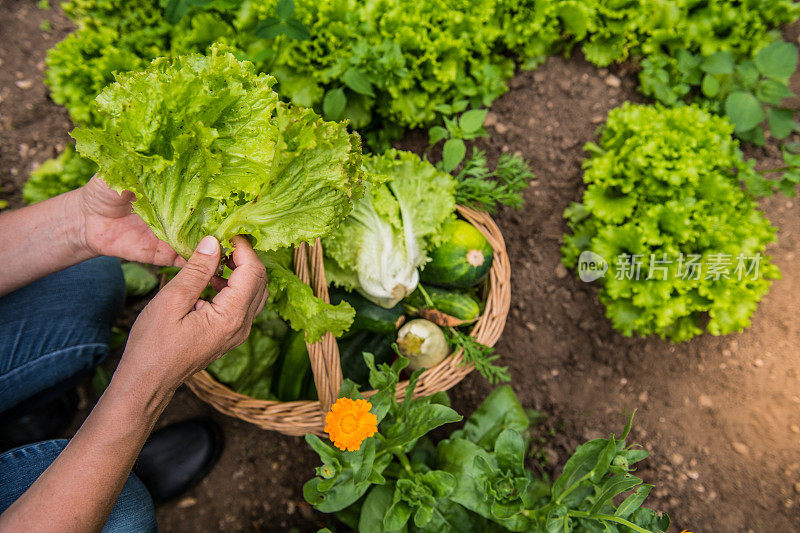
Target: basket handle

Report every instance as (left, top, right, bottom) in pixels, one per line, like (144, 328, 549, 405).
(293, 239, 343, 416)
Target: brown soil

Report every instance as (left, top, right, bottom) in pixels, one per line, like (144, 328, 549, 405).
(2, 2, 799, 531)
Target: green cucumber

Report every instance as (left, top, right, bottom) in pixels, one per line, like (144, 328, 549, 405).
(272, 330, 311, 401)
(421, 218, 493, 289)
(405, 285, 481, 321)
(339, 330, 395, 387)
(301, 370, 318, 401)
(330, 288, 405, 334)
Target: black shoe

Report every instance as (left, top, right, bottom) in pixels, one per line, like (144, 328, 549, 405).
(133, 417, 223, 505)
(0, 390, 78, 452)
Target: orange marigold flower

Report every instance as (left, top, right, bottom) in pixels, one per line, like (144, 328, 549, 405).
(324, 397, 378, 452)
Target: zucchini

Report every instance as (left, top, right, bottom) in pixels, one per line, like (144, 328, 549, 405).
(421, 219, 493, 289)
(272, 330, 311, 401)
(404, 285, 481, 322)
(339, 330, 395, 387)
(301, 370, 318, 401)
(330, 288, 405, 334)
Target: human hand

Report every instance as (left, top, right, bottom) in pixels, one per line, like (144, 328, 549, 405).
(115, 235, 268, 394)
(75, 175, 184, 266)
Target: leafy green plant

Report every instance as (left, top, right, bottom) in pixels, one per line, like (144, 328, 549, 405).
(23, 145, 97, 204)
(74, 45, 362, 341)
(207, 308, 289, 399)
(253, 0, 309, 41)
(73, 44, 365, 259)
(305, 354, 668, 532)
(428, 109, 488, 173)
(454, 149, 533, 213)
(640, 41, 800, 196)
(562, 104, 779, 342)
(503, 0, 800, 69)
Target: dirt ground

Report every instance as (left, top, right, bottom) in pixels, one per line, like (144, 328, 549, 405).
(1, 1, 799, 531)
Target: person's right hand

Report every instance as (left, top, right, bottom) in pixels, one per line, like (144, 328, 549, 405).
(115, 235, 268, 395)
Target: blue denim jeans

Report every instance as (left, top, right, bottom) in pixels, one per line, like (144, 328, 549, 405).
(0, 440, 157, 532)
(0, 257, 157, 531)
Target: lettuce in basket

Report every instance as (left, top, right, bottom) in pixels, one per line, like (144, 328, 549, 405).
(323, 150, 455, 308)
(73, 44, 365, 341)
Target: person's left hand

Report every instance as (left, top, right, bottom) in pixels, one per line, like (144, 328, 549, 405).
(75, 175, 185, 267)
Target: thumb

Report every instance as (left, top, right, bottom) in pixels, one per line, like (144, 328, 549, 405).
(161, 235, 220, 312)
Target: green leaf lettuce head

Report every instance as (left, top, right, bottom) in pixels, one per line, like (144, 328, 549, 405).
(323, 149, 456, 308)
(73, 44, 363, 342)
(562, 103, 779, 342)
(73, 43, 366, 259)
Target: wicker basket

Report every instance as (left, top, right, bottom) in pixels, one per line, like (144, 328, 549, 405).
(185, 205, 511, 436)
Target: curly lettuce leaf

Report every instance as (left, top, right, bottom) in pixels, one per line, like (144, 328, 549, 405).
(72, 44, 365, 259)
(260, 249, 355, 343)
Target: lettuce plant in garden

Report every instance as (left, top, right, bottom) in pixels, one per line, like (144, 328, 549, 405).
(640, 41, 800, 196)
(45, 0, 172, 127)
(22, 145, 97, 204)
(30, 0, 800, 201)
(305, 354, 669, 532)
(562, 104, 780, 342)
(503, 0, 800, 68)
(248, 0, 514, 147)
(73, 45, 364, 341)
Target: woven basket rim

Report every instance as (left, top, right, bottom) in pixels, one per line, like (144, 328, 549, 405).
(185, 205, 511, 436)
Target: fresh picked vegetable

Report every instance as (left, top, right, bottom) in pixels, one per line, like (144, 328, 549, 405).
(208, 308, 288, 400)
(329, 288, 405, 335)
(73, 44, 364, 343)
(405, 285, 507, 383)
(121, 262, 158, 297)
(304, 356, 669, 532)
(396, 319, 449, 371)
(404, 285, 481, 327)
(338, 330, 395, 387)
(271, 329, 313, 402)
(323, 149, 456, 309)
(73, 43, 367, 260)
(420, 218, 494, 289)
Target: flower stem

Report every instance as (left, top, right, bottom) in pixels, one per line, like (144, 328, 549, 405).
(394, 450, 414, 475)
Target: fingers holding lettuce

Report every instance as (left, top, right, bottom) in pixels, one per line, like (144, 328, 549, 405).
(116, 235, 268, 394)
